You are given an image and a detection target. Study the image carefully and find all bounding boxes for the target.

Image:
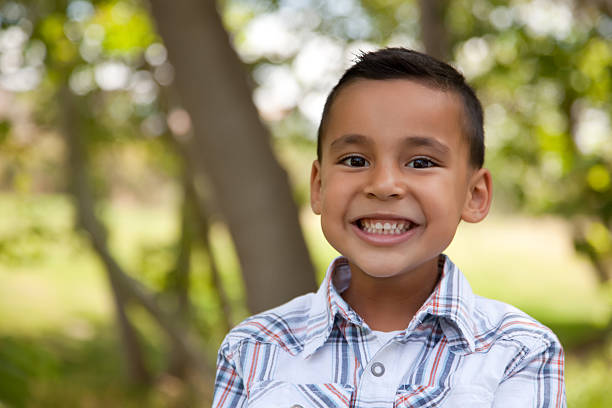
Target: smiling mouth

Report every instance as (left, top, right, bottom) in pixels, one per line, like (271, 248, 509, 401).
(355, 218, 417, 235)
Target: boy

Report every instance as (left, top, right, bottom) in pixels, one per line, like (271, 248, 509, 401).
(213, 48, 566, 407)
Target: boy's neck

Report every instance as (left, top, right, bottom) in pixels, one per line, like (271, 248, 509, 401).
(340, 256, 441, 332)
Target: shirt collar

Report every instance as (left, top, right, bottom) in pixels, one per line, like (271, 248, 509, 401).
(302, 257, 358, 358)
(410, 255, 477, 354)
(302, 255, 476, 358)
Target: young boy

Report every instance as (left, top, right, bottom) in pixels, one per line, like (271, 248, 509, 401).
(212, 48, 566, 408)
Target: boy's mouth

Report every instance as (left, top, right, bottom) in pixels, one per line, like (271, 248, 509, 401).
(355, 218, 416, 235)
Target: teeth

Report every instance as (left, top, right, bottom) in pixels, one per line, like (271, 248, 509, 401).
(359, 218, 412, 235)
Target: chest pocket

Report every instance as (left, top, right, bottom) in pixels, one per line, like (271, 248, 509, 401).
(247, 380, 354, 408)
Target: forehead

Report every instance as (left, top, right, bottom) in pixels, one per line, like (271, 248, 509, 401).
(322, 79, 468, 159)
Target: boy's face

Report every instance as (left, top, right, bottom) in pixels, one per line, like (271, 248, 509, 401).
(310, 79, 491, 280)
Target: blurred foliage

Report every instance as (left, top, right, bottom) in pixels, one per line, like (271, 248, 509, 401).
(0, 195, 232, 406)
(1, 0, 179, 204)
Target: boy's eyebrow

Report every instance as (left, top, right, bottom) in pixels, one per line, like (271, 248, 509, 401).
(328, 134, 452, 156)
(329, 134, 372, 151)
(402, 135, 451, 156)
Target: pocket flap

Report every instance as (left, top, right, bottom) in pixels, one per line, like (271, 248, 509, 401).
(395, 384, 449, 408)
(395, 384, 493, 407)
(248, 380, 354, 408)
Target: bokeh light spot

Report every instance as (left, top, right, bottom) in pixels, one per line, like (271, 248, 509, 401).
(587, 165, 611, 193)
(167, 108, 192, 137)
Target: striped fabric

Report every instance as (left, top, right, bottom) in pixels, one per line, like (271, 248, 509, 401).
(212, 255, 566, 407)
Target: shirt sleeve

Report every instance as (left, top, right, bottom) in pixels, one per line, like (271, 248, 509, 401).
(212, 341, 247, 408)
(492, 338, 566, 408)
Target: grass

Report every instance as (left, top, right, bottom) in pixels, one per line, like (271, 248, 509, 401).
(0, 192, 610, 407)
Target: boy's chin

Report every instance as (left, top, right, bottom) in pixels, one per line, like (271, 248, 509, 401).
(347, 256, 436, 280)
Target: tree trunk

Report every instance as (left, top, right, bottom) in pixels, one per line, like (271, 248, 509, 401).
(148, 0, 317, 313)
(418, 0, 450, 62)
(60, 86, 151, 385)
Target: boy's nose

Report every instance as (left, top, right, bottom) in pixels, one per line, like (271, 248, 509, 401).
(363, 162, 406, 200)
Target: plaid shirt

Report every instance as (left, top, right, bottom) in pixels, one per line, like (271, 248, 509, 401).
(213, 255, 566, 407)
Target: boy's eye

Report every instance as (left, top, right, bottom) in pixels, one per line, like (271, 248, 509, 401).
(340, 155, 370, 168)
(407, 157, 436, 169)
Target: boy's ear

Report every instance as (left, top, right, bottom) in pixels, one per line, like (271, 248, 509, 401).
(461, 168, 493, 223)
(310, 160, 322, 215)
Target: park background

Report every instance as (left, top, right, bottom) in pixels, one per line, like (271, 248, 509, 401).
(0, 0, 611, 406)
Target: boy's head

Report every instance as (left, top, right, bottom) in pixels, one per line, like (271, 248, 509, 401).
(310, 48, 492, 280)
(317, 48, 485, 169)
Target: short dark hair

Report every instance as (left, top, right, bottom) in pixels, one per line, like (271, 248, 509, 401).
(316, 47, 485, 168)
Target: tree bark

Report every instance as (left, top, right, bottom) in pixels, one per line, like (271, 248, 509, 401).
(418, 0, 450, 62)
(148, 0, 317, 313)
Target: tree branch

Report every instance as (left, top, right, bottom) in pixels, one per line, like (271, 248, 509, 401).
(60, 85, 152, 384)
(60, 85, 212, 379)
(418, 0, 450, 61)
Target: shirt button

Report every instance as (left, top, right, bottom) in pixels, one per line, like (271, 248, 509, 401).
(371, 361, 385, 377)
(290, 405, 303, 408)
